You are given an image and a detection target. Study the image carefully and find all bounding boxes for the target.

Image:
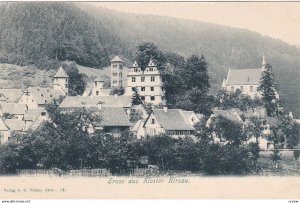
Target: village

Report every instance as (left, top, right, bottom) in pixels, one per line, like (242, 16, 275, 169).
(0, 54, 298, 148)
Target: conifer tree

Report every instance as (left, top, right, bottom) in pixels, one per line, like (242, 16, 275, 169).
(258, 63, 278, 116)
(131, 87, 143, 105)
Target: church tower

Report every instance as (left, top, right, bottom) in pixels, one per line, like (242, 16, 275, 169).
(262, 53, 267, 71)
(53, 67, 69, 96)
(110, 56, 124, 88)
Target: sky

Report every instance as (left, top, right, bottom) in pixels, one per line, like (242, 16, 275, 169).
(92, 2, 300, 47)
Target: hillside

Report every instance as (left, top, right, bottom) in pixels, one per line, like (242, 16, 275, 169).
(0, 2, 299, 116)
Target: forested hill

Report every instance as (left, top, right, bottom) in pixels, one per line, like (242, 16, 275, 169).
(0, 2, 299, 117)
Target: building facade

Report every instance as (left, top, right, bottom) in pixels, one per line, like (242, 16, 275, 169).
(221, 55, 267, 99)
(110, 56, 124, 88)
(91, 76, 105, 96)
(126, 60, 165, 105)
(53, 67, 69, 96)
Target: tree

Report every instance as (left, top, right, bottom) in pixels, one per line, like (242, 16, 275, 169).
(110, 87, 125, 96)
(135, 42, 166, 71)
(131, 87, 143, 105)
(62, 62, 87, 96)
(258, 63, 278, 116)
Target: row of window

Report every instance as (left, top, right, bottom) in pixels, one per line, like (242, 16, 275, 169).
(112, 64, 123, 69)
(112, 72, 122, 76)
(112, 80, 122, 84)
(231, 86, 255, 92)
(132, 76, 155, 82)
(54, 78, 68, 82)
(132, 67, 156, 72)
(141, 96, 156, 101)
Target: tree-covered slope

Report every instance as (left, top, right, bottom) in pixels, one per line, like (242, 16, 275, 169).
(0, 2, 299, 116)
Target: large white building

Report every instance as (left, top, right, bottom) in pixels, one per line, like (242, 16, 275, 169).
(110, 56, 124, 88)
(221, 55, 267, 98)
(126, 59, 165, 105)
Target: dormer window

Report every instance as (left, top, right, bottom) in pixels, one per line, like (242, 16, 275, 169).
(250, 86, 253, 92)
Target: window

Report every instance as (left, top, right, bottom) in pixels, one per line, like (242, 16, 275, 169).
(141, 77, 145, 82)
(96, 91, 99, 96)
(113, 80, 117, 84)
(250, 86, 253, 92)
(134, 68, 138, 72)
(151, 96, 155, 101)
(41, 94, 44, 97)
(141, 96, 145, 101)
(65, 84, 68, 88)
(150, 68, 153, 71)
(141, 87, 145, 91)
(132, 77, 136, 82)
(231, 86, 234, 92)
(151, 76, 155, 82)
(119, 72, 122, 77)
(119, 65, 123, 69)
(151, 87, 154, 91)
(132, 87, 135, 91)
(191, 117, 194, 122)
(113, 73, 117, 76)
(151, 118, 155, 124)
(113, 65, 117, 68)
(66, 79, 68, 82)
(240, 86, 243, 91)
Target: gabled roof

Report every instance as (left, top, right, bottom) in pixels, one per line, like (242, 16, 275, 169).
(59, 95, 132, 108)
(110, 56, 124, 63)
(0, 117, 8, 131)
(132, 120, 144, 132)
(25, 87, 64, 105)
(24, 108, 45, 121)
(212, 109, 243, 123)
(0, 89, 23, 102)
(4, 119, 24, 131)
(54, 67, 68, 78)
(0, 102, 27, 115)
(226, 68, 261, 85)
(150, 109, 195, 131)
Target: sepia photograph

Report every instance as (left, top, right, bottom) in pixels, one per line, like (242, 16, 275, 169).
(0, 1, 300, 200)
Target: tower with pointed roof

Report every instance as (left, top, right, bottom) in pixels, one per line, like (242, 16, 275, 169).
(53, 67, 69, 96)
(126, 59, 165, 105)
(110, 56, 124, 88)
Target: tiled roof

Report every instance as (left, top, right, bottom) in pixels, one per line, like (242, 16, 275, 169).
(54, 67, 68, 78)
(152, 109, 195, 131)
(0, 117, 8, 131)
(266, 116, 278, 127)
(132, 120, 144, 132)
(4, 119, 24, 131)
(0, 89, 23, 102)
(95, 107, 131, 127)
(59, 95, 132, 108)
(110, 56, 124, 63)
(212, 109, 243, 123)
(26, 87, 64, 105)
(0, 102, 27, 115)
(24, 108, 45, 121)
(226, 68, 261, 85)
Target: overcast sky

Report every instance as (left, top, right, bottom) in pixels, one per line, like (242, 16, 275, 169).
(92, 2, 300, 47)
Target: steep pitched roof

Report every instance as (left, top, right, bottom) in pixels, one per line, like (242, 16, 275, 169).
(59, 95, 132, 108)
(24, 108, 45, 121)
(110, 56, 124, 63)
(132, 120, 144, 132)
(0, 117, 8, 131)
(0, 102, 27, 115)
(54, 67, 68, 78)
(4, 119, 24, 131)
(151, 109, 195, 131)
(26, 87, 63, 105)
(226, 68, 261, 85)
(0, 89, 23, 102)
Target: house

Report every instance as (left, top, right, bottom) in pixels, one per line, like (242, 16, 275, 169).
(92, 107, 132, 136)
(2, 119, 25, 142)
(53, 67, 69, 96)
(59, 95, 132, 114)
(0, 89, 23, 103)
(111, 56, 125, 88)
(131, 120, 145, 139)
(18, 87, 64, 109)
(221, 55, 267, 99)
(0, 117, 9, 144)
(142, 107, 198, 138)
(126, 60, 165, 105)
(206, 109, 244, 128)
(91, 76, 108, 96)
(23, 108, 48, 131)
(0, 102, 28, 120)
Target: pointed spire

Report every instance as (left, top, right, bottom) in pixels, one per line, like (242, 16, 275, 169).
(148, 59, 156, 67)
(132, 60, 139, 68)
(54, 67, 68, 78)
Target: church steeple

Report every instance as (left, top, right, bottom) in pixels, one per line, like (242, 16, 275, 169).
(262, 52, 267, 71)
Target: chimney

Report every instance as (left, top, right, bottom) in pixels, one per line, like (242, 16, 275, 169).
(163, 106, 168, 112)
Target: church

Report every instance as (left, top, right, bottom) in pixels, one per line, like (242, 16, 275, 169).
(221, 54, 267, 99)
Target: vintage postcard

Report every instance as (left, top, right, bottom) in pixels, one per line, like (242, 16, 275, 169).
(0, 1, 300, 200)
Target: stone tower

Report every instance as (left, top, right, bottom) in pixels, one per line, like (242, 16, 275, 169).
(53, 67, 69, 96)
(110, 56, 124, 88)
